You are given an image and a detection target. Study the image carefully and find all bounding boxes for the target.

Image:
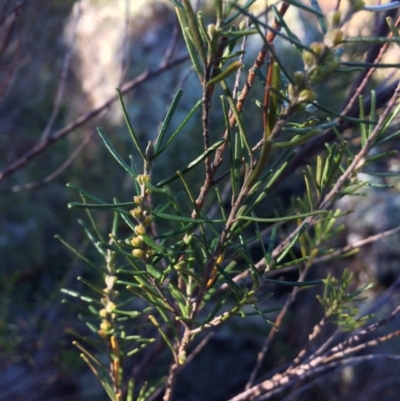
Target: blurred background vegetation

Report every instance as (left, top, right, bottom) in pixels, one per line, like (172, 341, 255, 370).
(0, 1, 399, 400)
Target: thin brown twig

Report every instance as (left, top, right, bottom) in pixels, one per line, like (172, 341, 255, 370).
(230, 315, 400, 401)
(41, 0, 82, 140)
(9, 131, 94, 192)
(245, 268, 309, 389)
(192, 2, 290, 214)
(147, 333, 214, 401)
(163, 326, 191, 401)
(314, 224, 400, 263)
(235, 354, 400, 401)
(341, 14, 400, 119)
(264, 80, 400, 270)
(297, 280, 400, 370)
(0, 54, 189, 184)
(192, 2, 290, 316)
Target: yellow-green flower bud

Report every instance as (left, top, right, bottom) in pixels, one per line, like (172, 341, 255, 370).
(145, 249, 155, 259)
(133, 195, 143, 205)
(302, 50, 315, 69)
(293, 71, 305, 87)
(99, 308, 108, 318)
(130, 207, 142, 220)
(145, 141, 155, 160)
(132, 248, 145, 258)
(143, 216, 152, 226)
(349, 0, 365, 12)
(98, 329, 108, 338)
(298, 89, 316, 103)
(308, 56, 340, 83)
(106, 302, 116, 313)
(207, 23, 217, 39)
(310, 42, 327, 59)
(100, 321, 112, 331)
(135, 225, 146, 236)
(105, 275, 117, 288)
(325, 29, 344, 47)
(287, 83, 296, 100)
(130, 236, 143, 248)
(178, 351, 186, 365)
(137, 174, 150, 185)
(327, 10, 341, 29)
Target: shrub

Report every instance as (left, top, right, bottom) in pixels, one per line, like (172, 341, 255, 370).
(63, 1, 400, 400)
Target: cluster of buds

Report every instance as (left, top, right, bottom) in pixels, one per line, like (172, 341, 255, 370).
(98, 274, 118, 338)
(324, 10, 344, 48)
(129, 174, 154, 263)
(287, 71, 316, 111)
(302, 42, 341, 84)
(287, 9, 345, 111)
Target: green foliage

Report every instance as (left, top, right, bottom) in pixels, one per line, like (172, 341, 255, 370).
(318, 270, 373, 331)
(61, 1, 400, 400)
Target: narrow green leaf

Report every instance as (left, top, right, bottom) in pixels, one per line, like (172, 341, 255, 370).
(68, 201, 133, 211)
(220, 80, 253, 158)
(304, 171, 314, 208)
(253, 67, 266, 85)
(176, 7, 203, 76)
(60, 288, 102, 305)
(224, 0, 258, 24)
(152, 211, 224, 224)
(342, 37, 400, 44)
(116, 89, 146, 160)
(341, 61, 400, 68)
(77, 277, 106, 296)
(369, 90, 377, 136)
(273, 128, 322, 148)
(276, 223, 309, 263)
(148, 314, 176, 356)
(154, 89, 183, 153)
(216, 0, 223, 24)
(204, 289, 232, 323)
(173, 265, 202, 286)
(282, 0, 324, 17)
(80, 353, 115, 400)
(156, 139, 225, 187)
(146, 264, 162, 279)
(386, 17, 400, 49)
(315, 155, 322, 189)
(265, 278, 323, 286)
(207, 61, 243, 86)
(321, 143, 337, 188)
(324, 141, 347, 188)
(182, 0, 206, 63)
(154, 223, 196, 239)
(309, 0, 327, 33)
(168, 0, 184, 11)
(141, 235, 169, 254)
(76, 219, 106, 257)
(197, 11, 212, 49)
(366, 149, 398, 163)
(271, 5, 303, 55)
(275, 256, 310, 269)
(55, 235, 101, 271)
(97, 127, 137, 178)
(238, 210, 328, 223)
(359, 96, 367, 146)
(67, 183, 105, 204)
(309, 101, 376, 124)
(127, 379, 134, 401)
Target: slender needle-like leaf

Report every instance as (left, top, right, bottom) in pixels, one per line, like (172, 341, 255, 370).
(97, 127, 137, 177)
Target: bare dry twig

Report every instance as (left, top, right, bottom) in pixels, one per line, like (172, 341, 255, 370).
(0, 54, 189, 185)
